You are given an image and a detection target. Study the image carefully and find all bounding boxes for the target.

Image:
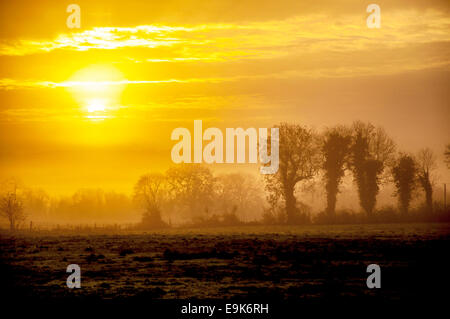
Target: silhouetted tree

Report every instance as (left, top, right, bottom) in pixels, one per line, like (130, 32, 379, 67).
(72, 188, 104, 218)
(322, 126, 352, 221)
(134, 173, 167, 228)
(216, 173, 263, 221)
(416, 148, 436, 213)
(350, 122, 395, 216)
(264, 123, 320, 224)
(0, 179, 26, 231)
(166, 164, 215, 219)
(392, 154, 417, 215)
(48, 189, 134, 222)
(24, 188, 49, 218)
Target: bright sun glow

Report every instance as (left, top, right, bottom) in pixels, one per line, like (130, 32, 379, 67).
(67, 64, 125, 120)
(86, 98, 107, 113)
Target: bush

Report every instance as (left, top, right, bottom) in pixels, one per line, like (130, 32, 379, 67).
(139, 209, 168, 230)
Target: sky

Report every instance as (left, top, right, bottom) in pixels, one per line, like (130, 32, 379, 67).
(0, 0, 449, 195)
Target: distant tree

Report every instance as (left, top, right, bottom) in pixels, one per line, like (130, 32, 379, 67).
(445, 144, 450, 169)
(72, 188, 105, 218)
(166, 164, 215, 219)
(392, 154, 417, 215)
(102, 191, 134, 219)
(350, 122, 396, 216)
(322, 126, 352, 221)
(133, 173, 167, 228)
(264, 123, 320, 224)
(416, 148, 437, 213)
(24, 188, 50, 218)
(47, 188, 134, 222)
(0, 179, 26, 231)
(216, 173, 264, 221)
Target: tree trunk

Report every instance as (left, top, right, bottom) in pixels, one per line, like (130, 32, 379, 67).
(420, 172, 433, 213)
(425, 185, 433, 213)
(326, 179, 338, 222)
(284, 184, 297, 224)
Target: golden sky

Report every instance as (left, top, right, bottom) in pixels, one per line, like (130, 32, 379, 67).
(0, 0, 449, 194)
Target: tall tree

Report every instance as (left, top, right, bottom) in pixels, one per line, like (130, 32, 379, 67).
(322, 126, 352, 220)
(350, 121, 396, 216)
(134, 173, 167, 227)
(416, 148, 436, 213)
(166, 164, 215, 219)
(0, 178, 26, 231)
(392, 154, 417, 215)
(264, 123, 320, 224)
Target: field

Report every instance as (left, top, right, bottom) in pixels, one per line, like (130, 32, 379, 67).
(1, 223, 449, 306)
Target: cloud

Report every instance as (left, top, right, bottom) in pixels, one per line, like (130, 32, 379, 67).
(1, 10, 449, 62)
(0, 8, 448, 85)
(1, 57, 449, 92)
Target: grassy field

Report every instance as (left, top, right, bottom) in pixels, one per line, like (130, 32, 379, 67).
(1, 223, 449, 304)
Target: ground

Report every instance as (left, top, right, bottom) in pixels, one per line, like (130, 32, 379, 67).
(0, 223, 449, 307)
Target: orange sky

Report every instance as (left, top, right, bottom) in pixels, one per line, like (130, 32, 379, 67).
(0, 0, 449, 194)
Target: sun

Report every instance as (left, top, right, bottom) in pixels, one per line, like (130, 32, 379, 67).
(66, 64, 126, 119)
(86, 98, 107, 113)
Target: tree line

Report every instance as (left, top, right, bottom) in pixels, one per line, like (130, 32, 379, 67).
(264, 121, 445, 224)
(132, 121, 448, 228)
(1, 121, 449, 230)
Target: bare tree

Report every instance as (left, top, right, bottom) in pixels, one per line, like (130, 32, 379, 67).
(24, 188, 50, 219)
(416, 148, 437, 213)
(350, 121, 396, 216)
(322, 126, 352, 221)
(216, 173, 264, 221)
(0, 179, 26, 231)
(166, 164, 215, 219)
(264, 123, 320, 224)
(392, 154, 417, 215)
(133, 173, 167, 228)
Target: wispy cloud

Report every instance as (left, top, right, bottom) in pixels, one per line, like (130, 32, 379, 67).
(1, 10, 449, 62)
(1, 58, 449, 91)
